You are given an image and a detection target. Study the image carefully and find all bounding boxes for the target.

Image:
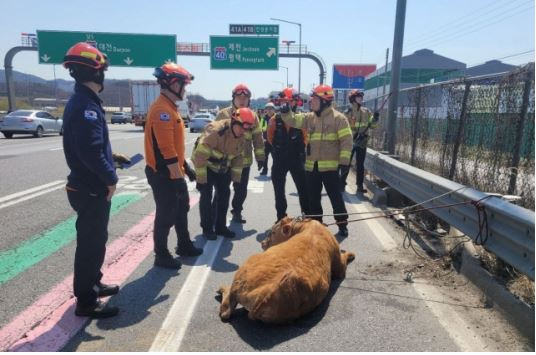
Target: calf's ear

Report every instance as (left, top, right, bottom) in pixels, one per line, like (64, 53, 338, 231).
(282, 224, 291, 237)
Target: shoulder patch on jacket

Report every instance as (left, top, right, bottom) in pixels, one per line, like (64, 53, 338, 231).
(84, 110, 98, 120)
(160, 113, 170, 121)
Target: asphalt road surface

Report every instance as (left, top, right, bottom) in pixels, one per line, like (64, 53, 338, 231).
(0, 124, 531, 351)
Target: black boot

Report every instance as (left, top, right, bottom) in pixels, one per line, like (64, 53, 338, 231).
(154, 254, 182, 269)
(75, 300, 119, 318)
(176, 240, 203, 257)
(203, 229, 217, 240)
(216, 227, 236, 238)
(338, 225, 349, 238)
(231, 212, 246, 224)
(97, 282, 119, 298)
(260, 169, 268, 175)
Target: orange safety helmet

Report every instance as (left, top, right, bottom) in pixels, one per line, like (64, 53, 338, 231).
(63, 42, 108, 70)
(279, 87, 296, 101)
(232, 84, 251, 98)
(153, 62, 194, 85)
(311, 84, 334, 102)
(232, 107, 256, 129)
(348, 89, 364, 103)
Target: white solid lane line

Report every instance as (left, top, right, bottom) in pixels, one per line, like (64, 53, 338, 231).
(150, 237, 224, 352)
(0, 180, 65, 204)
(346, 194, 398, 251)
(0, 185, 66, 210)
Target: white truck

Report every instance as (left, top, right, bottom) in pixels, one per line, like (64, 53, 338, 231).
(130, 81, 191, 128)
(130, 81, 160, 129)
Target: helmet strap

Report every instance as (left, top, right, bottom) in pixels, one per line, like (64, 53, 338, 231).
(230, 120, 241, 138)
(314, 99, 331, 116)
(163, 81, 184, 100)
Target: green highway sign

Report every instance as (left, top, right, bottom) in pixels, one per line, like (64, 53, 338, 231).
(36, 30, 176, 67)
(229, 24, 279, 35)
(210, 36, 279, 70)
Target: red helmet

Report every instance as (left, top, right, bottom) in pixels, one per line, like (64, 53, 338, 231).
(232, 84, 251, 98)
(279, 87, 296, 101)
(232, 107, 256, 130)
(63, 42, 108, 70)
(153, 62, 194, 85)
(311, 84, 334, 102)
(348, 89, 364, 103)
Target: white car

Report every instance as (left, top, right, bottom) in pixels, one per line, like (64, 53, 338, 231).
(0, 110, 63, 138)
(189, 113, 215, 133)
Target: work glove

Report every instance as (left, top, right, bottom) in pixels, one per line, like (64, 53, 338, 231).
(257, 160, 263, 171)
(112, 153, 131, 169)
(183, 161, 196, 182)
(280, 102, 290, 114)
(373, 111, 380, 121)
(339, 164, 350, 176)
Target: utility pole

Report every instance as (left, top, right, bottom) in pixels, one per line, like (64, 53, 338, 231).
(382, 48, 389, 97)
(386, 0, 407, 154)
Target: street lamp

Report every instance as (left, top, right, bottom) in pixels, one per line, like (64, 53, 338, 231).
(280, 65, 289, 87)
(270, 17, 302, 94)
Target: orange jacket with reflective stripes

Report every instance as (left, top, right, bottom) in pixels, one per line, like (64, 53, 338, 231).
(144, 94, 186, 176)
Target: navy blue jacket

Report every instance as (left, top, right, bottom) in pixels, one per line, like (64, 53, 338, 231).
(63, 83, 118, 195)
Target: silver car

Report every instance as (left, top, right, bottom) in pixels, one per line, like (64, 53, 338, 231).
(189, 113, 214, 133)
(0, 110, 63, 138)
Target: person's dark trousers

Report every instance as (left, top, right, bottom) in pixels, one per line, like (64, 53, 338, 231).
(262, 142, 271, 172)
(305, 163, 348, 227)
(231, 166, 250, 216)
(339, 146, 356, 189)
(145, 166, 190, 256)
(272, 157, 309, 220)
(355, 146, 367, 188)
(67, 189, 111, 308)
(199, 169, 231, 231)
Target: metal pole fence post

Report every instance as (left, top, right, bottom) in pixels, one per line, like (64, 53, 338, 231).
(449, 80, 471, 180)
(386, 0, 407, 154)
(411, 86, 422, 166)
(508, 67, 533, 194)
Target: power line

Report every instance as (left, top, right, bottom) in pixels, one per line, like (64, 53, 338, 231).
(404, 2, 534, 53)
(406, 0, 524, 45)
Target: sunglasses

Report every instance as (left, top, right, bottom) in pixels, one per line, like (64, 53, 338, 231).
(234, 89, 250, 96)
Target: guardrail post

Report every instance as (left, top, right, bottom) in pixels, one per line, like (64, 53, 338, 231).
(448, 80, 471, 180)
(508, 68, 533, 194)
(410, 86, 422, 165)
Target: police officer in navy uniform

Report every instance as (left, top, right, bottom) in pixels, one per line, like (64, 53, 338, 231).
(62, 42, 119, 318)
(268, 88, 309, 221)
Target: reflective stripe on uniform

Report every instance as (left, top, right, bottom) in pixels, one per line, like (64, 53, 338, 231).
(304, 159, 339, 171)
(340, 150, 351, 159)
(338, 127, 352, 138)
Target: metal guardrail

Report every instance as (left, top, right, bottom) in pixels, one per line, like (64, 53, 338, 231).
(365, 148, 535, 280)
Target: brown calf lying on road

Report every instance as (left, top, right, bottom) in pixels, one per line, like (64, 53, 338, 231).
(217, 217, 355, 324)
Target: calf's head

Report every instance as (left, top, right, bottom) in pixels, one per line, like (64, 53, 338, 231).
(261, 217, 307, 251)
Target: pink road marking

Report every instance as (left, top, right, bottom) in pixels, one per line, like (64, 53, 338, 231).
(1, 195, 200, 352)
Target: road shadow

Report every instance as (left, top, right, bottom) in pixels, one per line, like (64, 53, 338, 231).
(62, 266, 178, 350)
(217, 279, 344, 350)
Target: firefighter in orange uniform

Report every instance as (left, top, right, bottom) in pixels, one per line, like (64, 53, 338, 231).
(144, 62, 201, 270)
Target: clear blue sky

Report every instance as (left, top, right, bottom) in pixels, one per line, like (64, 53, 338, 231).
(1, 0, 534, 100)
